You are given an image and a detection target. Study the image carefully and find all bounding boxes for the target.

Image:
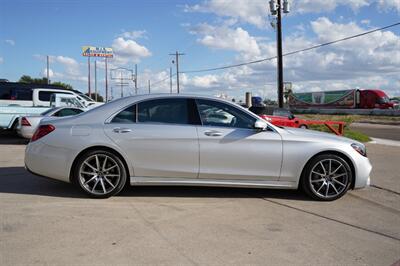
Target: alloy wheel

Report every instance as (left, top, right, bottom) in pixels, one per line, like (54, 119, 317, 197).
(78, 154, 122, 195)
(309, 158, 349, 199)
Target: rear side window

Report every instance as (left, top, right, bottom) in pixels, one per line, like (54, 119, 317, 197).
(111, 105, 136, 123)
(138, 98, 189, 125)
(54, 108, 84, 117)
(10, 88, 32, 100)
(39, 91, 71, 101)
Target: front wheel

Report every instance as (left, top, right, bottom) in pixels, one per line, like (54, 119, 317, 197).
(73, 150, 127, 198)
(301, 154, 352, 201)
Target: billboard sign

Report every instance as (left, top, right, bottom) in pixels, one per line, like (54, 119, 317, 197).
(82, 46, 113, 58)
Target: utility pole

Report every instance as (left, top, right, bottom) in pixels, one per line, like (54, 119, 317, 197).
(269, 0, 289, 108)
(105, 58, 108, 102)
(170, 51, 184, 93)
(88, 56, 91, 98)
(135, 64, 138, 94)
(46, 55, 50, 84)
(169, 67, 173, 93)
(148, 80, 151, 94)
(94, 60, 98, 101)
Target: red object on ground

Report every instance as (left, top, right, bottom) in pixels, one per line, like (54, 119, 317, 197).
(249, 107, 345, 136)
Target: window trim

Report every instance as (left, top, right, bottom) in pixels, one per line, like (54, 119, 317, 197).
(107, 97, 199, 127)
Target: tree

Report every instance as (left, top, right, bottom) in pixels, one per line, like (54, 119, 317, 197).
(85, 92, 104, 102)
(19, 75, 49, 84)
(51, 81, 73, 90)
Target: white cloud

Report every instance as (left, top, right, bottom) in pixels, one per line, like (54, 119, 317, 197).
(180, 17, 400, 99)
(191, 23, 261, 57)
(41, 68, 54, 78)
(293, 0, 369, 13)
(377, 0, 400, 12)
(5, 39, 15, 46)
(111, 37, 151, 65)
(52, 55, 80, 76)
(184, 0, 268, 28)
(119, 30, 147, 40)
(0, 57, 3, 64)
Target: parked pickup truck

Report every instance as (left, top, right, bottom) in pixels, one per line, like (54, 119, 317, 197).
(0, 92, 90, 131)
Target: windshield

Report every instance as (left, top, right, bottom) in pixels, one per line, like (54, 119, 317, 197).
(378, 96, 389, 104)
(78, 93, 94, 102)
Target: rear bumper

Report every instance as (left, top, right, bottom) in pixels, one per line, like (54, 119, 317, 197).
(25, 140, 74, 183)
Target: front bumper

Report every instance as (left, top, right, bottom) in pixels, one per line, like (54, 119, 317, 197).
(353, 154, 372, 189)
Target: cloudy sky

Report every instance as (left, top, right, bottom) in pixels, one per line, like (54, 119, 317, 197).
(0, 0, 399, 100)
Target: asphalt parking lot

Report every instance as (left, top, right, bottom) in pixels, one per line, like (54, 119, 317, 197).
(1, 141, 399, 265)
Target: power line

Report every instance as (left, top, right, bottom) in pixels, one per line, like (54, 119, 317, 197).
(181, 21, 400, 74)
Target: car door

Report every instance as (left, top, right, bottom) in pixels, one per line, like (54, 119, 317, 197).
(104, 98, 199, 178)
(196, 99, 282, 181)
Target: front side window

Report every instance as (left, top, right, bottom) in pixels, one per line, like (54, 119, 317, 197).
(111, 105, 136, 123)
(196, 99, 256, 129)
(138, 98, 189, 125)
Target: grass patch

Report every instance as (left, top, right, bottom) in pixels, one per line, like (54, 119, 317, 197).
(298, 114, 400, 124)
(308, 124, 371, 143)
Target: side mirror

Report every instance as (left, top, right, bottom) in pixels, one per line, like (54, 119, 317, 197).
(254, 119, 268, 131)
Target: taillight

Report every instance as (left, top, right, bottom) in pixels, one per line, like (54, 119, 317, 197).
(21, 117, 31, 126)
(31, 125, 55, 142)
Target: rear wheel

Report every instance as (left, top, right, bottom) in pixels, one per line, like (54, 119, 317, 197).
(299, 124, 308, 129)
(73, 150, 127, 198)
(301, 154, 352, 201)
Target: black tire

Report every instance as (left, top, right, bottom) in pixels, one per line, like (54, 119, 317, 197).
(301, 154, 352, 201)
(72, 150, 127, 198)
(299, 124, 308, 129)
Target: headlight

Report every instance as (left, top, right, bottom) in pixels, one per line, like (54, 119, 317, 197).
(351, 143, 367, 157)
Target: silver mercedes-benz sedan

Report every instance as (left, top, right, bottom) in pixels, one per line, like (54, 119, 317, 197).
(25, 94, 372, 200)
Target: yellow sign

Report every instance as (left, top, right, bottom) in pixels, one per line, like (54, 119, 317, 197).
(82, 46, 113, 58)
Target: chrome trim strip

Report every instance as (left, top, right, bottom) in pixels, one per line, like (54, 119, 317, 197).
(130, 176, 297, 189)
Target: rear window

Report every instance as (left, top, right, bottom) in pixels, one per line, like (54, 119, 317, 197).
(138, 98, 189, 125)
(111, 105, 136, 123)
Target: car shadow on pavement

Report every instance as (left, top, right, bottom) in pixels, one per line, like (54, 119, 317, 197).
(0, 167, 311, 201)
(0, 131, 29, 145)
(0, 167, 85, 198)
(119, 186, 311, 201)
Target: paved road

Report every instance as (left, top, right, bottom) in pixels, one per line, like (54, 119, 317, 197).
(350, 123, 400, 141)
(0, 144, 399, 265)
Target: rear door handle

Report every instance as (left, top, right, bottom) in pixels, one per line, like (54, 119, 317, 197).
(113, 127, 132, 133)
(204, 130, 222, 137)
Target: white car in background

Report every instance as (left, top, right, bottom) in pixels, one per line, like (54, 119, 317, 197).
(17, 107, 84, 139)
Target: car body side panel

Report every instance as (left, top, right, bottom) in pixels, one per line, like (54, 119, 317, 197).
(104, 123, 200, 178)
(197, 127, 283, 180)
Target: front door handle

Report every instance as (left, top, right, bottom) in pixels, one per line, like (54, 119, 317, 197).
(113, 127, 132, 133)
(204, 130, 222, 137)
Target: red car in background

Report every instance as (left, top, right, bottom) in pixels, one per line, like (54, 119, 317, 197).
(249, 106, 309, 129)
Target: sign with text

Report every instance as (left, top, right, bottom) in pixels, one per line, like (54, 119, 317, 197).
(82, 46, 113, 58)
